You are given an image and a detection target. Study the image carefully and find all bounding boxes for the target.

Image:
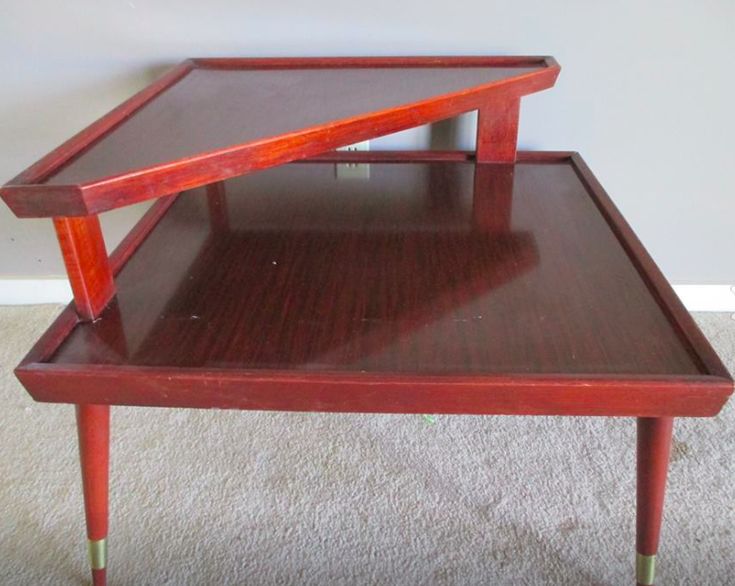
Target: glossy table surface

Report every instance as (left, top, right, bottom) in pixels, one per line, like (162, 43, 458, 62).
(1, 57, 559, 218)
(50, 158, 701, 376)
(47, 65, 542, 186)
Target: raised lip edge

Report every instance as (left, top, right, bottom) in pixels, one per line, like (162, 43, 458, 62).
(1, 56, 560, 218)
(14, 150, 732, 410)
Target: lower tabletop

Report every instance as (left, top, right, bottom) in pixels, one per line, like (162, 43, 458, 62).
(17, 152, 732, 416)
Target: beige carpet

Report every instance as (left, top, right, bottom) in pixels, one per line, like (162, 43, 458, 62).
(0, 305, 733, 585)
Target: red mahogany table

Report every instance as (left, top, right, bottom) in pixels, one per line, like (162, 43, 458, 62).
(1, 57, 731, 586)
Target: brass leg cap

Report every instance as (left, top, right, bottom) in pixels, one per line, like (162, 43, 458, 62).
(636, 553, 656, 585)
(88, 538, 107, 570)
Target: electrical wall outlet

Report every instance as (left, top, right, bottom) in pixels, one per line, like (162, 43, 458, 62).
(336, 140, 370, 179)
(337, 140, 370, 153)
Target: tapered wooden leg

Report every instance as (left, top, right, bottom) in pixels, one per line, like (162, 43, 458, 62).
(636, 417, 673, 586)
(77, 404, 110, 586)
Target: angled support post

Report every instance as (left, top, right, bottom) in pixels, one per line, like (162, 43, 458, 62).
(53, 215, 115, 320)
(475, 98, 521, 164)
(474, 98, 520, 231)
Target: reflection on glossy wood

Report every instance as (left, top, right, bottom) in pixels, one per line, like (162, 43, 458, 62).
(46, 159, 701, 375)
(473, 163, 514, 231)
(107, 194, 179, 274)
(1, 57, 560, 218)
(206, 182, 229, 232)
(14, 153, 730, 416)
(3, 50, 730, 586)
(568, 154, 729, 383)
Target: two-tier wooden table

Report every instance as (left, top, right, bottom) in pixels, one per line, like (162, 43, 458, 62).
(2, 57, 731, 586)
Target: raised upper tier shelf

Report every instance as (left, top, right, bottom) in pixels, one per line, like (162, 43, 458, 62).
(1, 56, 559, 218)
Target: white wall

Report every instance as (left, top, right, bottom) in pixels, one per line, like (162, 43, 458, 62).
(1, 1, 733, 285)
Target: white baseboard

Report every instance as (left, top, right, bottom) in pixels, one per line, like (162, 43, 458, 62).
(0, 279, 733, 312)
(0, 278, 72, 305)
(671, 284, 735, 312)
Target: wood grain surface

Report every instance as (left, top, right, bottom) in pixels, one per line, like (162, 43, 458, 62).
(0, 57, 559, 218)
(15, 152, 732, 416)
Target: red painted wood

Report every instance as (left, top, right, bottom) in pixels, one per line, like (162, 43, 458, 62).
(77, 405, 109, 539)
(5, 61, 194, 188)
(206, 182, 229, 232)
(2, 54, 728, 585)
(17, 305, 80, 367)
(108, 194, 179, 274)
(307, 150, 576, 164)
(13, 194, 179, 368)
(17, 366, 732, 416)
(191, 55, 559, 69)
(91, 569, 106, 586)
(77, 403, 109, 586)
(44, 156, 710, 375)
(13, 152, 730, 416)
(0, 57, 560, 218)
(637, 417, 674, 579)
(476, 98, 520, 163)
(14, 193, 184, 371)
(309, 150, 477, 163)
(53, 216, 114, 320)
(570, 154, 730, 380)
(473, 163, 514, 231)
